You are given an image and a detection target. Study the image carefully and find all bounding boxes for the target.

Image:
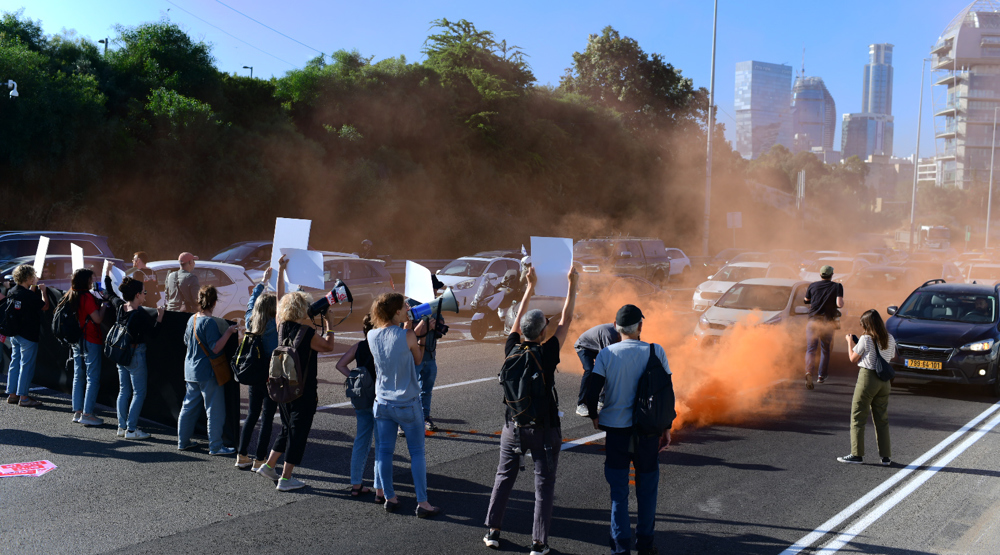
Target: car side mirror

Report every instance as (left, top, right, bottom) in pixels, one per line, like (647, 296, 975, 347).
(887, 306, 898, 316)
(794, 306, 809, 315)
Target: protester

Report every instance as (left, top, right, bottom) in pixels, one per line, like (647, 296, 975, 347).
(58, 269, 106, 427)
(236, 267, 279, 470)
(803, 264, 844, 389)
(104, 271, 165, 439)
(128, 251, 158, 308)
(367, 292, 440, 517)
(177, 285, 239, 455)
(4, 264, 50, 407)
(256, 275, 337, 491)
(582, 305, 673, 555)
(165, 252, 199, 312)
(360, 239, 374, 259)
(839, 310, 896, 466)
(484, 266, 578, 555)
(574, 322, 621, 417)
(417, 310, 446, 432)
(335, 313, 383, 498)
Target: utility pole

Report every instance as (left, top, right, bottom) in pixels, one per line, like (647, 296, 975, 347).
(988, 106, 998, 249)
(702, 0, 718, 258)
(908, 59, 928, 254)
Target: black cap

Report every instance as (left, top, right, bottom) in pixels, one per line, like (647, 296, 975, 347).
(615, 304, 644, 327)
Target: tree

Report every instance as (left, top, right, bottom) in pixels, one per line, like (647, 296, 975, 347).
(422, 18, 534, 99)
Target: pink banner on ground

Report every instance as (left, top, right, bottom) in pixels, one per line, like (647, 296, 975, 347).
(0, 460, 57, 477)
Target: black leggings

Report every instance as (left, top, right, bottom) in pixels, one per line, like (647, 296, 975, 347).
(238, 383, 277, 460)
(272, 396, 317, 466)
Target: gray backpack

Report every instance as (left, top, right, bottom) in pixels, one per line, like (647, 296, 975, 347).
(267, 324, 310, 403)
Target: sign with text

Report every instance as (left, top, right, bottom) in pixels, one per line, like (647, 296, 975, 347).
(0, 460, 57, 478)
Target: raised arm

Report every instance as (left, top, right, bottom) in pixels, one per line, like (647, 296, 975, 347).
(405, 318, 428, 363)
(552, 267, 579, 347)
(310, 311, 337, 353)
(335, 342, 360, 378)
(276, 256, 287, 303)
(510, 267, 537, 336)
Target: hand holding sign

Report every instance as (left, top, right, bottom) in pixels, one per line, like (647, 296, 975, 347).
(530, 237, 573, 297)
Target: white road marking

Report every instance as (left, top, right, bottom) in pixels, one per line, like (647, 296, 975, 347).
(561, 431, 606, 451)
(316, 376, 495, 411)
(780, 400, 1000, 554)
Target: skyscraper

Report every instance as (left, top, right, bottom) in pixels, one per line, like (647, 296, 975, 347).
(791, 76, 837, 152)
(842, 43, 895, 160)
(734, 61, 793, 159)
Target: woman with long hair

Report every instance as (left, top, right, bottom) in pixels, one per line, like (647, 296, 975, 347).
(840, 309, 897, 466)
(236, 266, 279, 470)
(335, 313, 382, 498)
(177, 285, 240, 455)
(59, 269, 106, 427)
(368, 292, 440, 517)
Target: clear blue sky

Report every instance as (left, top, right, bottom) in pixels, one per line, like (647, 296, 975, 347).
(13, 0, 969, 158)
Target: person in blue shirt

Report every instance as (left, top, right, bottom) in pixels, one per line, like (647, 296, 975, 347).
(582, 304, 673, 555)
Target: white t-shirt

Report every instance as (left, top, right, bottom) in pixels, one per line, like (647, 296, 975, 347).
(853, 334, 896, 369)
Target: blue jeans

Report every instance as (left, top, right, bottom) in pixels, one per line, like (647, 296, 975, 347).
(351, 407, 382, 488)
(117, 345, 148, 431)
(72, 341, 103, 414)
(6, 336, 38, 397)
(177, 377, 226, 452)
(805, 319, 834, 380)
(417, 360, 438, 420)
(374, 399, 428, 502)
(577, 348, 605, 405)
(605, 431, 660, 555)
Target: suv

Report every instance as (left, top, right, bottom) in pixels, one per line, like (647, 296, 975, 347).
(886, 280, 1000, 395)
(574, 237, 674, 285)
(298, 256, 395, 318)
(0, 231, 115, 266)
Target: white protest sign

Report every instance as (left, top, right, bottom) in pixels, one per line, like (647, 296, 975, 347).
(404, 261, 435, 304)
(33, 236, 49, 277)
(102, 259, 124, 298)
(270, 218, 311, 289)
(530, 236, 574, 297)
(278, 248, 324, 290)
(0, 460, 57, 478)
(71, 244, 85, 272)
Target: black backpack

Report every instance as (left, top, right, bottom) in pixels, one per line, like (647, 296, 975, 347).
(52, 298, 84, 346)
(104, 308, 135, 366)
(232, 332, 268, 385)
(498, 342, 554, 428)
(632, 344, 676, 437)
(0, 296, 21, 338)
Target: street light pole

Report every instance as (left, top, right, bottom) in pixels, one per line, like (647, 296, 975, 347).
(243, 65, 254, 79)
(98, 38, 108, 57)
(908, 58, 928, 254)
(702, 0, 718, 258)
(987, 106, 998, 249)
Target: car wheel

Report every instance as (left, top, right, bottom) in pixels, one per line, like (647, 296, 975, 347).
(471, 318, 488, 341)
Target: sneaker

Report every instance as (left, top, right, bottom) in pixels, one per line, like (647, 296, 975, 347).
(251, 459, 265, 471)
(125, 429, 150, 440)
(18, 396, 42, 407)
(209, 446, 236, 456)
(483, 529, 501, 549)
(529, 542, 550, 555)
(256, 463, 280, 481)
(805, 373, 814, 390)
(276, 477, 306, 491)
(837, 454, 863, 464)
(235, 454, 253, 469)
(72, 412, 82, 423)
(397, 428, 405, 438)
(576, 404, 589, 417)
(6, 394, 18, 404)
(79, 415, 104, 427)
(116, 428, 127, 438)
(424, 419, 438, 432)
(881, 457, 892, 466)
(817, 376, 826, 384)
(178, 441, 201, 451)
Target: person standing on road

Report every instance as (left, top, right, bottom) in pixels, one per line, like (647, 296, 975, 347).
(4, 264, 50, 407)
(165, 252, 199, 312)
(367, 292, 440, 517)
(804, 265, 844, 389)
(574, 322, 621, 418)
(177, 285, 239, 455)
(236, 266, 279, 471)
(839, 309, 896, 466)
(60, 269, 107, 427)
(582, 305, 673, 555)
(335, 313, 383, 499)
(416, 310, 446, 433)
(483, 266, 579, 555)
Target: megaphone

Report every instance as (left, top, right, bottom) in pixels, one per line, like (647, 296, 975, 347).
(407, 288, 459, 321)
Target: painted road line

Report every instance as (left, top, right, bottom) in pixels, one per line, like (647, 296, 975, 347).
(561, 431, 606, 451)
(780, 400, 1000, 555)
(317, 376, 495, 411)
(818, 408, 1000, 553)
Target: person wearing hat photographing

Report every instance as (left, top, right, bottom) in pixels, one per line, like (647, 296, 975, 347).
(582, 304, 672, 555)
(803, 264, 844, 389)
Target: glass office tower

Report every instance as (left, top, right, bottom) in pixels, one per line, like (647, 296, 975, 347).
(735, 61, 793, 159)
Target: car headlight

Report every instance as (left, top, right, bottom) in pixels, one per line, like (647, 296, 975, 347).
(961, 339, 995, 352)
(698, 314, 710, 330)
(454, 279, 476, 290)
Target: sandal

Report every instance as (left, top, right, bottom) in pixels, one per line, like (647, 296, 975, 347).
(350, 485, 372, 497)
(374, 494, 386, 504)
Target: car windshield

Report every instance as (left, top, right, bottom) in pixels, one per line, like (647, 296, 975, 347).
(804, 261, 844, 273)
(730, 253, 769, 263)
(849, 270, 910, 290)
(928, 228, 950, 239)
(714, 266, 767, 282)
(440, 259, 488, 277)
(212, 244, 257, 262)
(716, 284, 791, 312)
(896, 292, 997, 323)
(969, 266, 1000, 282)
(574, 241, 613, 258)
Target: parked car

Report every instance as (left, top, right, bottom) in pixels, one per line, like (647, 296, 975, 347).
(729, 252, 770, 263)
(693, 278, 811, 346)
(473, 249, 524, 259)
(435, 256, 523, 311)
(856, 252, 890, 266)
(895, 260, 963, 283)
(799, 257, 870, 282)
(0, 231, 116, 267)
(573, 237, 675, 285)
(886, 281, 1000, 395)
(840, 265, 924, 331)
(691, 262, 798, 312)
(147, 261, 255, 320)
(298, 256, 395, 320)
(767, 249, 804, 267)
(211, 240, 357, 276)
(964, 263, 1000, 285)
(701, 247, 750, 275)
(0, 255, 127, 291)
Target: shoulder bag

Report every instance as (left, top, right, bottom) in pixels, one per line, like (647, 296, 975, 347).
(194, 314, 231, 386)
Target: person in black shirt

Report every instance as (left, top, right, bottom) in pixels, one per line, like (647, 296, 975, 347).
(484, 266, 579, 555)
(5, 264, 50, 407)
(335, 314, 383, 498)
(803, 264, 845, 388)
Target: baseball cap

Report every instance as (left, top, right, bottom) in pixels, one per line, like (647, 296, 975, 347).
(615, 304, 644, 327)
(820, 265, 834, 278)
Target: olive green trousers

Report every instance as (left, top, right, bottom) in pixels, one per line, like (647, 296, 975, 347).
(850, 367, 891, 458)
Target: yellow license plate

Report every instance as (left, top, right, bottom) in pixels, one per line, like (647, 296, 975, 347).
(905, 359, 942, 370)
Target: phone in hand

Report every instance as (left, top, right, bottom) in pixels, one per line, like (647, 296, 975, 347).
(851, 334, 859, 344)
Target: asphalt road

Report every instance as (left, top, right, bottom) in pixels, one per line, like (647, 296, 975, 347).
(4, 311, 1000, 554)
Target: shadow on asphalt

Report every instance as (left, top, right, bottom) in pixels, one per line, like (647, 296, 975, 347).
(0, 428, 203, 463)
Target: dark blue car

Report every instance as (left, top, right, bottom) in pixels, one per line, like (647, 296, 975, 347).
(887, 280, 1000, 395)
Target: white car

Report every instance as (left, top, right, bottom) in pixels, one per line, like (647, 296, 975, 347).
(147, 261, 255, 320)
(692, 262, 798, 312)
(694, 278, 811, 345)
(965, 263, 1000, 285)
(434, 256, 523, 311)
(665, 247, 691, 278)
(799, 257, 869, 282)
